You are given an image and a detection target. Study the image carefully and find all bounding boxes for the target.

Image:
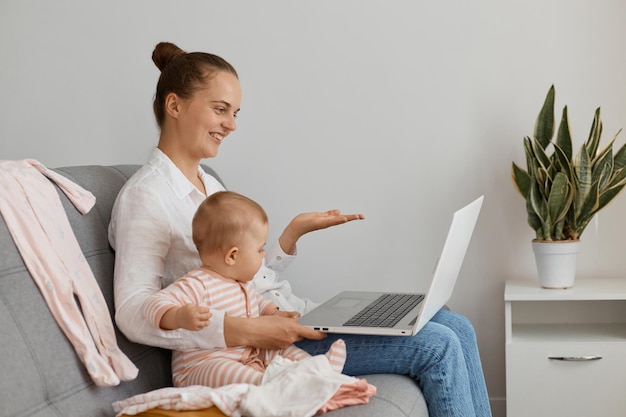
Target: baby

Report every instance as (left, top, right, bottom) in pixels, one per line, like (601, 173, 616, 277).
(144, 190, 346, 388)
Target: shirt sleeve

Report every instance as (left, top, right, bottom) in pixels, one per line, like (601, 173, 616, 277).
(253, 245, 321, 315)
(265, 241, 296, 272)
(255, 291, 279, 316)
(109, 184, 226, 351)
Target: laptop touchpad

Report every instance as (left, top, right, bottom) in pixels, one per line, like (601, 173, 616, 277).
(330, 298, 362, 308)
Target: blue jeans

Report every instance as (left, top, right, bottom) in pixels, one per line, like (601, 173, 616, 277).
(295, 309, 492, 417)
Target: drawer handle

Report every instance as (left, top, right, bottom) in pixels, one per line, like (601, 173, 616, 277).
(548, 356, 602, 361)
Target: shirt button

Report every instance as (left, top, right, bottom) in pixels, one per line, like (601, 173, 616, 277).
(275, 292, 280, 297)
(276, 256, 282, 261)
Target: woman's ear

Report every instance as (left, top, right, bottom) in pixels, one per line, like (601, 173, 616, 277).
(165, 93, 181, 119)
(224, 247, 238, 266)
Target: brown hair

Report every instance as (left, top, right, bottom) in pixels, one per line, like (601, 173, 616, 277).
(192, 191, 268, 255)
(151, 42, 239, 128)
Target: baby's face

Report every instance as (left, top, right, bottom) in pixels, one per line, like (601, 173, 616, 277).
(232, 219, 268, 282)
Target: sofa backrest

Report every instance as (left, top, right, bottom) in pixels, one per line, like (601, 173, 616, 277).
(0, 164, 223, 417)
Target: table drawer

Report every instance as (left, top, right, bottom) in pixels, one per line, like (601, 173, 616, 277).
(506, 342, 626, 417)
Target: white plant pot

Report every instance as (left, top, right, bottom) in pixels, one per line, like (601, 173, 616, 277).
(531, 240, 580, 289)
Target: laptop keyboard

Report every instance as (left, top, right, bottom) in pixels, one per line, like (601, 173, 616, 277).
(343, 293, 425, 328)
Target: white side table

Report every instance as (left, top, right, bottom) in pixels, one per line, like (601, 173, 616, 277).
(505, 278, 626, 417)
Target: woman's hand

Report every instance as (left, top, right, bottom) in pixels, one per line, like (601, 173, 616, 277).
(273, 309, 301, 319)
(224, 314, 325, 350)
(279, 210, 365, 255)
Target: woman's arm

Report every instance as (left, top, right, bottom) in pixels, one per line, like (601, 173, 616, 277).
(255, 210, 365, 316)
(224, 315, 325, 350)
(278, 210, 364, 254)
(110, 183, 227, 351)
(237, 210, 365, 348)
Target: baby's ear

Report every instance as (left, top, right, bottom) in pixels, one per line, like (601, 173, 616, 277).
(224, 247, 238, 265)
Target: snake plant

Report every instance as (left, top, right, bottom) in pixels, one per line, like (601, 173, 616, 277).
(511, 85, 626, 241)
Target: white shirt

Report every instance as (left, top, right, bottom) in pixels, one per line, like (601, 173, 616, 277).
(255, 260, 320, 315)
(109, 148, 316, 351)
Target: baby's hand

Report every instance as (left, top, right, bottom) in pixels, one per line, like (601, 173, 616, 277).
(273, 309, 301, 320)
(176, 304, 211, 331)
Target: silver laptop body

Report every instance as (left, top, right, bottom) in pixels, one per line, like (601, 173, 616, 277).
(298, 195, 483, 336)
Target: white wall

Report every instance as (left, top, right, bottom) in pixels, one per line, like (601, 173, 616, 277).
(3, 1, 626, 415)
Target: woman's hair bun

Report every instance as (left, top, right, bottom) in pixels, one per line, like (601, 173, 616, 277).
(152, 42, 186, 72)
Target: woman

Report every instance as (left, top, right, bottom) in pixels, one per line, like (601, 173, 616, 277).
(109, 41, 492, 417)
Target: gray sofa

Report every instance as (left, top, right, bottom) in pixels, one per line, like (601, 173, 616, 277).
(0, 164, 428, 417)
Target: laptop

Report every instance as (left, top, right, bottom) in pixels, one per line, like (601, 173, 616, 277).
(298, 195, 483, 336)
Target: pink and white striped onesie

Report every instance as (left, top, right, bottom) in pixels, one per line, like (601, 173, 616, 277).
(144, 267, 311, 388)
(0, 159, 138, 386)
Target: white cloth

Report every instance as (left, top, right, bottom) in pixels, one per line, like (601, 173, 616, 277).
(112, 384, 249, 417)
(239, 355, 356, 417)
(113, 354, 371, 417)
(108, 147, 315, 351)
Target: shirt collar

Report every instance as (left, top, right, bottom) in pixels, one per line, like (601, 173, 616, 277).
(147, 147, 205, 200)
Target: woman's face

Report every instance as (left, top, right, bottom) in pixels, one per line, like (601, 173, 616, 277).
(175, 71, 242, 159)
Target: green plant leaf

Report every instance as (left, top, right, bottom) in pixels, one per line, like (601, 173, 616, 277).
(598, 183, 626, 212)
(547, 172, 572, 226)
(612, 130, 626, 170)
(531, 138, 552, 173)
(553, 143, 576, 185)
(537, 167, 550, 199)
(530, 178, 550, 240)
(512, 162, 531, 198)
(592, 128, 616, 165)
(554, 218, 566, 240)
(533, 85, 555, 150)
(592, 147, 613, 191)
(585, 108, 602, 158)
(575, 144, 592, 204)
(575, 181, 600, 233)
(556, 106, 573, 160)
(526, 197, 543, 235)
(522, 136, 537, 174)
(597, 170, 626, 212)
(606, 167, 626, 189)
